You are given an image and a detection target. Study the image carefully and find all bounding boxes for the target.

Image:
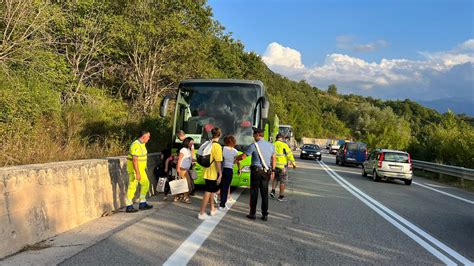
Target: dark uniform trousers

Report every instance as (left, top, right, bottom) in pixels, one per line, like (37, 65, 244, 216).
(249, 166, 269, 217)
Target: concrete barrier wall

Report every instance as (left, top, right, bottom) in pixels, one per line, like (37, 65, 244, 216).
(301, 138, 329, 147)
(0, 153, 160, 258)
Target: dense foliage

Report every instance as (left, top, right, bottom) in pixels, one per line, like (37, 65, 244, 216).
(1, 0, 472, 168)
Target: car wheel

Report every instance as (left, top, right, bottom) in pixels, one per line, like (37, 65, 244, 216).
(318, 157, 321, 161)
(340, 160, 345, 166)
(404, 179, 412, 186)
(373, 170, 381, 182)
(336, 158, 339, 165)
(362, 166, 367, 177)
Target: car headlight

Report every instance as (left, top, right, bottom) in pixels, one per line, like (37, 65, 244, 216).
(301, 150, 307, 154)
(316, 152, 321, 155)
(241, 166, 251, 173)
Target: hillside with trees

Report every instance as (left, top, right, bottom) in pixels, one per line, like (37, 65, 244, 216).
(1, 1, 472, 168)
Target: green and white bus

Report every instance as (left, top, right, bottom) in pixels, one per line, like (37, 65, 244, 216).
(278, 124, 297, 150)
(160, 79, 273, 187)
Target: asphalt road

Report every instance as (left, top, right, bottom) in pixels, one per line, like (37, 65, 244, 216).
(33, 154, 474, 265)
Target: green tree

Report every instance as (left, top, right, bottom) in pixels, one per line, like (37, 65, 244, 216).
(327, 84, 338, 96)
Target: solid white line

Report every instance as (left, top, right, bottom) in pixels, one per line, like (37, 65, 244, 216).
(163, 189, 243, 266)
(320, 161, 473, 265)
(318, 161, 472, 265)
(318, 161, 456, 265)
(414, 181, 474, 205)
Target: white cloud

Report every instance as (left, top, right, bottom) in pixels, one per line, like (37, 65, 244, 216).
(420, 39, 474, 67)
(336, 35, 389, 52)
(262, 42, 305, 69)
(261, 39, 474, 101)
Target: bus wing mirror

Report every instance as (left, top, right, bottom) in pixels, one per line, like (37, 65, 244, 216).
(261, 97, 269, 119)
(160, 96, 170, 117)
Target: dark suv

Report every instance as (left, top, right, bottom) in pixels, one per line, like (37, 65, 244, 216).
(336, 142, 367, 166)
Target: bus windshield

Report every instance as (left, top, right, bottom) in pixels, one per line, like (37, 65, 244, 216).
(174, 82, 261, 147)
(279, 126, 292, 137)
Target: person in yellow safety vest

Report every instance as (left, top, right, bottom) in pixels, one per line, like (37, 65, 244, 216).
(270, 133, 296, 202)
(126, 131, 153, 213)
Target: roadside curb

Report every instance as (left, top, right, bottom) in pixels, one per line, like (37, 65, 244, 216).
(1, 196, 167, 265)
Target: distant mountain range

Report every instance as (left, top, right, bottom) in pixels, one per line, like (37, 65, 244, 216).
(418, 98, 473, 116)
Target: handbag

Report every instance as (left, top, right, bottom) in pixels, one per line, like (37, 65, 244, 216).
(169, 178, 189, 195)
(157, 177, 167, 193)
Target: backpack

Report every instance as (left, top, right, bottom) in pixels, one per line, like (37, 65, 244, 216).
(197, 140, 218, 167)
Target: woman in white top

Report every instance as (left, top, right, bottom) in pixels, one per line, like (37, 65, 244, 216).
(219, 135, 241, 210)
(177, 137, 194, 204)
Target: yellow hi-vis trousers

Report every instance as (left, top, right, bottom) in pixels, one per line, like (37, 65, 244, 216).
(126, 168, 150, 206)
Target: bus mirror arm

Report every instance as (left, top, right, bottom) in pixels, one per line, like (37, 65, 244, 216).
(160, 96, 170, 117)
(253, 96, 269, 125)
(261, 97, 269, 120)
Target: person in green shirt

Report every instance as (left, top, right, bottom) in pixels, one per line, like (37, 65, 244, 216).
(126, 131, 153, 213)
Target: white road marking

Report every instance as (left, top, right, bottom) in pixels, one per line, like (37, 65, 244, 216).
(326, 162, 474, 205)
(413, 181, 474, 205)
(163, 189, 243, 266)
(318, 161, 472, 265)
(425, 183, 449, 189)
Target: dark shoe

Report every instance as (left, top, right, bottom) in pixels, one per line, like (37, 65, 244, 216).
(246, 214, 256, 220)
(125, 206, 138, 213)
(139, 203, 153, 210)
(261, 215, 268, 221)
(270, 190, 276, 198)
(278, 195, 288, 202)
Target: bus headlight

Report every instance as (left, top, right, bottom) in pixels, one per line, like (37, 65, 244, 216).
(241, 166, 251, 173)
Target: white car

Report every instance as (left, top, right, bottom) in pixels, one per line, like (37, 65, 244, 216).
(362, 149, 413, 185)
(329, 144, 340, 154)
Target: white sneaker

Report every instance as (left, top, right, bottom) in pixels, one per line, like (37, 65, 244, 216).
(198, 213, 209, 220)
(210, 209, 217, 216)
(227, 198, 235, 203)
(218, 206, 229, 211)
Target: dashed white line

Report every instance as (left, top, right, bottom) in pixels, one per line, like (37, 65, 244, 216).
(318, 160, 472, 265)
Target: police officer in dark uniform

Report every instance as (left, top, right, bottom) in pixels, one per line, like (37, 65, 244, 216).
(236, 128, 276, 221)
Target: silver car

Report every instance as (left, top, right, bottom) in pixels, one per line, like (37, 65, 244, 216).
(362, 149, 413, 185)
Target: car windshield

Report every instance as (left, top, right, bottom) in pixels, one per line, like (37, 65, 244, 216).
(383, 152, 409, 163)
(303, 144, 319, 150)
(175, 83, 260, 147)
(346, 143, 357, 150)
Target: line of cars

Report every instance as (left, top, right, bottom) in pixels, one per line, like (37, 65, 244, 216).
(335, 142, 413, 185)
(301, 141, 413, 185)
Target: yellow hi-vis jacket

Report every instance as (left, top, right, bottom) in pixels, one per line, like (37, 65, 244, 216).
(126, 139, 148, 173)
(274, 140, 295, 169)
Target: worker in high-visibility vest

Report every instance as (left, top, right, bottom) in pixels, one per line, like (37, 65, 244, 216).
(126, 131, 153, 213)
(270, 133, 296, 202)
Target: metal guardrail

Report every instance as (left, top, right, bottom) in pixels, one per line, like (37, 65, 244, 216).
(412, 160, 474, 181)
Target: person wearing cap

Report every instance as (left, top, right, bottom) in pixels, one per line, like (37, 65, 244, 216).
(236, 128, 276, 221)
(271, 133, 296, 202)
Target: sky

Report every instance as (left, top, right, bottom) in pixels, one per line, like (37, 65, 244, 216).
(207, 0, 474, 110)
